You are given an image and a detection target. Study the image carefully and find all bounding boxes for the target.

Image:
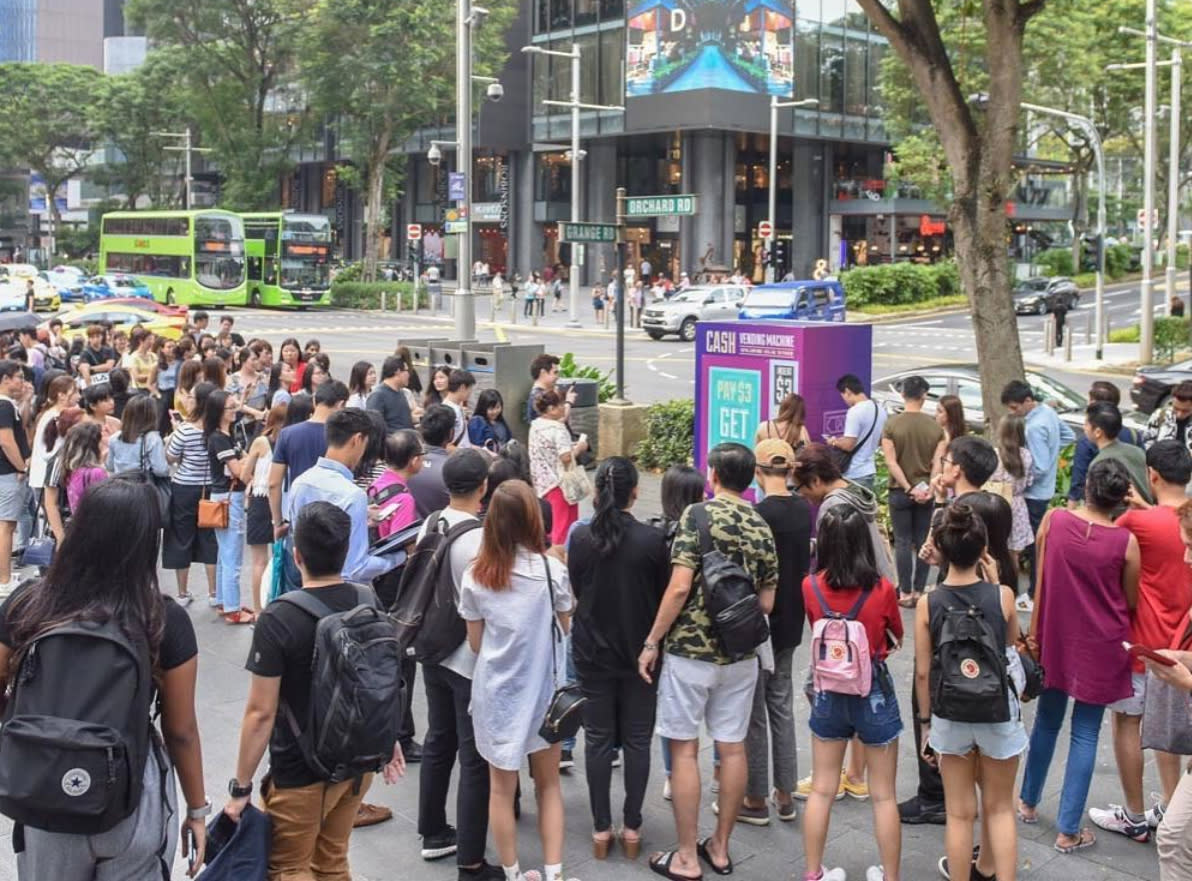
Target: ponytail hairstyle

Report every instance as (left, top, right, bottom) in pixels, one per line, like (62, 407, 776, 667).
(589, 456, 639, 555)
(932, 503, 988, 571)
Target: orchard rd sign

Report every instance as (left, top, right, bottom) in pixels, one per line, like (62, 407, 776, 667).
(624, 194, 697, 217)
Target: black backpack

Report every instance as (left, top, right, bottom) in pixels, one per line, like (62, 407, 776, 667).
(279, 585, 404, 783)
(691, 504, 770, 661)
(390, 512, 482, 664)
(0, 610, 154, 834)
(930, 586, 1011, 723)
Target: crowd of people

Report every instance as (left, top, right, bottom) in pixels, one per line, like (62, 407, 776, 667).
(4, 306, 1192, 881)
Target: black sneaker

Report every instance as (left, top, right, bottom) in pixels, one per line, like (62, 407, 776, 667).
(937, 854, 994, 880)
(402, 740, 423, 763)
(421, 826, 458, 861)
(458, 861, 505, 881)
(559, 748, 575, 770)
(899, 795, 946, 825)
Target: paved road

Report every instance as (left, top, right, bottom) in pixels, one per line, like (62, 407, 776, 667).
(0, 470, 1161, 880)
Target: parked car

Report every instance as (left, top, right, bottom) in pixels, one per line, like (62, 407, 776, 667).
(82, 274, 153, 302)
(738, 280, 846, 323)
(1131, 359, 1192, 415)
(0, 282, 27, 313)
(641, 285, 746, 341)
(872, 364, 1142, 435)
(40, 301, 187, 343)
(31, 274, 61, 311)
(47, 265, 88, 302)
(1013, 276, 1080, 315)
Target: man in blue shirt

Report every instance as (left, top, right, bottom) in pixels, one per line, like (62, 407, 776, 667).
(1001, 379, 1075, 604)
(287, 407, 402, 584)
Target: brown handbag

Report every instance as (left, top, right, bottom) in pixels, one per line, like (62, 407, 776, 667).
(197, 487, 229, 529)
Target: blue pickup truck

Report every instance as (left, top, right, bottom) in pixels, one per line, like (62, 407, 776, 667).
(738, 279, 846, 322)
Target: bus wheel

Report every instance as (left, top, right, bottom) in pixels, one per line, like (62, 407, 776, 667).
(250, 289, 262, 307)
(165, 289, 175, 305)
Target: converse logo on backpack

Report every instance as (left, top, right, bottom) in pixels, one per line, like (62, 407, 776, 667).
(62, 769, 91, 797)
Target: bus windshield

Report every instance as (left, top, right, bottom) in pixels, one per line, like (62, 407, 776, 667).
(194, 214, 245, 290)
(279, 216, 331, 289)
(280, 259, 331, 289)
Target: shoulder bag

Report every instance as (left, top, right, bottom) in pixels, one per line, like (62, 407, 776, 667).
(838, 401, 880, 473)
(197, 485, 230, 529)
(140, 436, 172, 523)
(537, 556, 586, 744)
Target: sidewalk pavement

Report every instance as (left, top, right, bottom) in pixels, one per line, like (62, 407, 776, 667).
(0, 472, 1164, 880)
(1025, 341, 1142, 375)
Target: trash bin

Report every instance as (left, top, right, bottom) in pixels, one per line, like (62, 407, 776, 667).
(395, 337, 448, 393)
(429, 341, 478, 372)
(562, 378, 600, 458)
(462, 343, 503, 395)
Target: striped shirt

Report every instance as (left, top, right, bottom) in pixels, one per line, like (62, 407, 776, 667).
(167, 422, 211, 486)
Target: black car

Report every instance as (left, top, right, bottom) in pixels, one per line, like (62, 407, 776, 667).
(1013, 276, 1080, 315)
(1130, 359, 1192, 415)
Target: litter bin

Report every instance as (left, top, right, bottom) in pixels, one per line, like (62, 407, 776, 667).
(429, 341, 478, 372)
(561, 378, 600, 457)
(462, 343, 503, 395)
(395, 337, 448, 393)
(463, 342, 544, 445)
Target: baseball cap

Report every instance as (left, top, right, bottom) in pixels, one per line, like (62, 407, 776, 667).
(754, 438, 796, 469)
(442, 448, 490, 495)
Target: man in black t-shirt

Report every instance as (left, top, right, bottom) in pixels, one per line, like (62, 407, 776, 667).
(224, 502, 405, 878)
(0, 360, 30, 594)
(77, 325, 117, 386)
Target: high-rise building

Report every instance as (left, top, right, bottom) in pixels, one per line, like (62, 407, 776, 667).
(0, 0, 38, 62)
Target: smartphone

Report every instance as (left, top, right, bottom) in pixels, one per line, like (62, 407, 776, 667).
(376, 501, 400, 521)
(886, 627, 902, 652)
(1123, 641, 1178, 667)
(185, 824, 198, 873)
(912, 481, 930, 495)
(169, 409, 183, 424)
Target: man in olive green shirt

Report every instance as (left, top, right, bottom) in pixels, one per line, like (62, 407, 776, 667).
(1087, 401, 1154, 505)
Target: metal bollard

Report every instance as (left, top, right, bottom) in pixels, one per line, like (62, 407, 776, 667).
(1064, 327, 1073, 361)
(1085, 313, 1092, 345)
(1043, 316, 1053, 355)
(380, 290, 387, 312)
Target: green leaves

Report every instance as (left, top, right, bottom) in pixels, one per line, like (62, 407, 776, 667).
(634, 399, 696, 470)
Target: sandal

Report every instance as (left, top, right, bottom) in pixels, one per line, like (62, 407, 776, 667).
(697, 838, 733, 876)
(593, 830, 613, 860)
(1016, 801, 1039, 825)
(620, 826, 642, 860)
(222, 611, 252, 625)
(898, 593, 920, 608)
(649, 851, 701, 881)
(238, 607, 259, 623)
(1054, 828, 1096, 853)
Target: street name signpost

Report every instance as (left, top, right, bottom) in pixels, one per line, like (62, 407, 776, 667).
(624, 194, 697, 218)
(445, 220, 468, 235)
(558, 221, 617, 243)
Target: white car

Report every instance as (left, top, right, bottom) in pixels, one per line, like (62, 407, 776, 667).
(641, 285, 747, 341)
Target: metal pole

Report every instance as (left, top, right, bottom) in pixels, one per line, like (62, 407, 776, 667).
(766, 97, 777, 284)
(184, 127, 193, 211)
(455, 0, 475, 340)
(1141, 0, 1158, 362)
(615, 186, 626, 401)
(1166, 48, 1182, 317)
(1093, 125, 1106, 359)
(567, 46, 582, 328)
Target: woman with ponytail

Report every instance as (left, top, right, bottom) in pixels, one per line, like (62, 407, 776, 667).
(567, 457, 670, 860)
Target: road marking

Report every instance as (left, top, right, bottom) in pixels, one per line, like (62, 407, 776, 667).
(659, 372, 677, 380)
(494, 325, 507, 343)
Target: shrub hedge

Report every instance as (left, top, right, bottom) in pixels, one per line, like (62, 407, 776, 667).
(634, 399, 696, 470)
(840, 260, 961, 307)
(330, 282, 424, 310)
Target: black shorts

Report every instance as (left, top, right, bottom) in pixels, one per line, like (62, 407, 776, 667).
(246, 494, 273, 546)
(161, 482, 218, 569)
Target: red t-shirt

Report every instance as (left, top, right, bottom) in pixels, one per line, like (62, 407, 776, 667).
(802, 574, 903, 662)
(1118, 506, 1192, 672)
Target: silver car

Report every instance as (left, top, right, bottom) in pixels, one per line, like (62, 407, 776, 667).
(641, 285, 746, 341)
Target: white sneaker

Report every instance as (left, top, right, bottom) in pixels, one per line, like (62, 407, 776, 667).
(710, 777, 719, 794)
(1148, 793, 1166, 828)
(663, 778, 672, 801)
(1015, 595, 1034, 613)
(865, 868, 886, 881)
(820, 869, 847, 881)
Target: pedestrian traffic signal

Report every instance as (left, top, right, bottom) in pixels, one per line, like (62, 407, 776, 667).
(770, 239, 789, 276)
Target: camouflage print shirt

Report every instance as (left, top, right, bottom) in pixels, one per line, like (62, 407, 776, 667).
(667, 495, 779, 665)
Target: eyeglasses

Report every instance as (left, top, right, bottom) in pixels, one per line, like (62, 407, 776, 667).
(940, 456, 953, 466)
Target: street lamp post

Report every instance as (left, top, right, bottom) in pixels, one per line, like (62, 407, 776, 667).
(152, 127, 212, 210)
(766, 97, 818, 283)
(1021, 103, 1108, 359)
(454, 0, 475, 340)
(523, 44, 623, 327)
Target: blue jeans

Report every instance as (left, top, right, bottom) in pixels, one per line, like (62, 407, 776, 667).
(1019, 688, 1106, 837)
(564, 635, 578, 752)
(213, 491, 245, 612)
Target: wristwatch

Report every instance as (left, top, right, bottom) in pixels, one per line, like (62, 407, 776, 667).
(227, 778, 253, 799)
(187, 799, 212, 820)
(917, 716, 932, 725)
(642, 641, 659, 651)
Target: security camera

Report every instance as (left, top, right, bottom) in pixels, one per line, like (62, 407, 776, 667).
(427, 144, 442, 166)
(486, 82, 504, 103)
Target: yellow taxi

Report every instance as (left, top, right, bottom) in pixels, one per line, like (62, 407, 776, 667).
(40, 300, 188, 343)
(0, 265, 60, 311)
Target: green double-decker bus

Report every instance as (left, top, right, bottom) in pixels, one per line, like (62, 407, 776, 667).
(241, 212, 333, 308)
(99, 210, 247, 306)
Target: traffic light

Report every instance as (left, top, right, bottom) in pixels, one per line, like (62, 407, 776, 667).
(771, 239, 789, 276)
(558, 242, 572, 266)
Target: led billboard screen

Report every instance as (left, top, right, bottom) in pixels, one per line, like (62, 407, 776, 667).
(626, 0, 794, 97)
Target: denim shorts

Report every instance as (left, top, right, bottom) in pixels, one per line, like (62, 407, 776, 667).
(1108, 671, 1147, 716)
(808, 662, 903, 747)
(929, 691, 1029, 760)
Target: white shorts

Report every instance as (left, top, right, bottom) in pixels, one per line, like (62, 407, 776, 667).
(1109, 671, 1147, 716)
(655, 653, 759, 743)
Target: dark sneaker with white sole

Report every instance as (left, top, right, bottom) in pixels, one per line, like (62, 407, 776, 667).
(421, 826, 458, 860)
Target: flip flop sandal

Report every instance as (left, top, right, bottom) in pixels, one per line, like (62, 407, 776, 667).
(1016, 805, 1039, 825)
(649, 850, 702, 881)
(1054, 828, 1096, 854)
(898, 594, 919, 608)
(697, 838, 733, 876)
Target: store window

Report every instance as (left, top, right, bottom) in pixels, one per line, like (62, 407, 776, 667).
(577, 33, 599, 104)
(535, 152, 571, 202)
(574, 0, 598, 27)
(600, 28, 623, 105)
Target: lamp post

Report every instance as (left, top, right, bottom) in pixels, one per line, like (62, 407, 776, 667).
(523, 44, 623, 327)
(766, 97, 818, 282)
(152, 127, 212, 210)
(1020, 103, 1108, 359)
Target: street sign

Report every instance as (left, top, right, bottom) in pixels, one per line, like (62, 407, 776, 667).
(558, 221, 617, 243)
(445, 220, 468, 234)
(758, 220, 773, 240)
(448, 172, 466, 201)
(625, 194, 697, 218)
(406, 223, 422, 241)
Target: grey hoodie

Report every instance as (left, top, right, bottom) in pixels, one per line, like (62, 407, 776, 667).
(817, 480, 897, 583)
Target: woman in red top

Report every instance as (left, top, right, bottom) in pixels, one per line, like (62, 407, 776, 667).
(801, 505, 903, 881)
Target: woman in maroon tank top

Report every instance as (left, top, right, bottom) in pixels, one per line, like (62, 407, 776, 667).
(1019, 459, 1140, 853)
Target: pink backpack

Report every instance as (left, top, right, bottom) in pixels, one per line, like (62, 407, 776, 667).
(809, 574, 874, 696)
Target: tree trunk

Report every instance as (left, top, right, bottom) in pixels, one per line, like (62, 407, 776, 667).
(363, 138, 390, 284)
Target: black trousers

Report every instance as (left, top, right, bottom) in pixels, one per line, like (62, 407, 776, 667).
(911, 662, 945, 806)
(398, 656, 417, 745)
(418, 663, 489, 866)
(580, 673, 657, 832)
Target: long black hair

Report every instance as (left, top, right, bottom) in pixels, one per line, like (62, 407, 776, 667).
(589, 457, 638, 555)
(6, 476, 165, 675)
(817, 505, 879, 591)
(202, 388, 230, 439)
(660, 464, 705, 523)
(284, 394, 313, 427)
(961, 492, 1016, 589)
